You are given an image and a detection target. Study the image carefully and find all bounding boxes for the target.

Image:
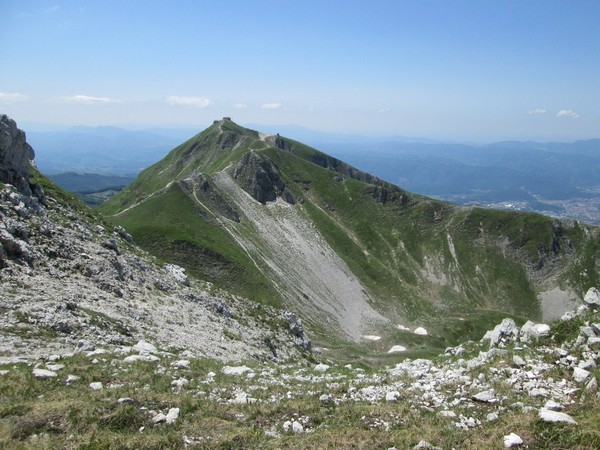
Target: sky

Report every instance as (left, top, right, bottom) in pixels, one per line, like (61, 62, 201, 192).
(0, 0, 599, 142)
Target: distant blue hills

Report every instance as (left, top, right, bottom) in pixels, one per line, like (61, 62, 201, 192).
(28, 125, 600, 224)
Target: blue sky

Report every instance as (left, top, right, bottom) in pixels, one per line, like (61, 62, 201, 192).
(0, 0, 598, 141)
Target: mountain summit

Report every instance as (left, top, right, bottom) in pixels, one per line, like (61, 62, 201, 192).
(102, 119, 600, 345)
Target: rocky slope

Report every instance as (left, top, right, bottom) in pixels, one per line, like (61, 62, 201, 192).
(101, 118, 600, 347)
(2, 287, 600, 448)
(0, 115, 310, 363)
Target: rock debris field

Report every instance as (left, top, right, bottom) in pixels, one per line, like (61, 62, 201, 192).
(3, 289, 600, 448)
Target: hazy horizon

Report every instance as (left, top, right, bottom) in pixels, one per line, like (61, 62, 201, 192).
(1, 1, 599, 142)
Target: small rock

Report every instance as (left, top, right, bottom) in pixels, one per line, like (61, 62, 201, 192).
(89, 382, 103, 390)
(388, 345, 407, 353)
(573, 367, 590, 383)
(171, 360, 191, 368)
(486, 412, 499, 422)
(503, 433, 523, 448)
(413, 327, 428, 336)
(118, 397, 134, 404)
(472, 390, 497, 403)
(132, 341, 158, 354)
(165, 407, 179, 424)
(171, 378, 189, 389)
(539, 408, 577, 425)
(413, 440, 441, 450)
(314, 363, 330, 373)
(222, 365, 254, 376)
(583, 287, 600, 307)
(65, 374, 80, 384)
(45, 363, 65, 371)
(513, 355, 526, 367)
(363, 335, 381, 341)
(543, 400, 562, 411)
(33, 368, 57, 378)
(123, 354, 160, 363)
(585, 377, 598, 394)
(385, 391, 400, 402)
(292, 421, 304, 433)
(319, 394, 333, 402)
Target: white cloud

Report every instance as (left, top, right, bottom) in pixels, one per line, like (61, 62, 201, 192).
(0, 92, 29, 103)
(233, 103, 248, 109)
(63, 95, 120, 104)
(556, 109, 580, 119)
(528, 108, 546, 115)
(261, 103, 282, 110)
(44, 5, 59, 13)
(166, 96, 211, 108)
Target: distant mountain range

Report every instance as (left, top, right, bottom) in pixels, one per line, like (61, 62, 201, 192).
(28, 125, 600, 224)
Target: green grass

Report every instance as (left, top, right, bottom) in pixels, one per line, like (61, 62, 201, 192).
(99, 121, 600, 349)
(3, 312, 600, 449)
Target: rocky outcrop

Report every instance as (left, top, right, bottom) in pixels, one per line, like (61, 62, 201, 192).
(0, 115, 36, 196)
(231, 151, 295, 204)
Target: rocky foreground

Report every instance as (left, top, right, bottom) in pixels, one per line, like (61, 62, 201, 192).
(2, 291, 600, 448)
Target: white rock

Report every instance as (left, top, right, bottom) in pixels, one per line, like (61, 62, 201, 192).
(503, 433, 523, 448)
(171, 378, 189, 389)
(439, 410, 457, 418)
(153, 413, 167, 424)
(314, 363, 330, 373)
(282, 420, 292, 432)
(65, 374, 80, 384)
(544, 400, 562, 411)
(165, 407, 180, 424)
(45, 363, 65, 371)
(388, 345, 407, 353)
(363, 335, 381, 341)
(229, 392, 257, 404)
(472, 390, 497, 403)
(164, 263, 190, 286)
(573, 367, 590, 383)
(397, 324, 410, 331)
(587, 336, 600, 350)
(539, 408, 577, 425)
(123, 354, 160, 364)
(413, 327, 428, 336)
(513, 355, 526, 367)
(222, 365, 254, 376)
(118, 397, 134, 404)
(292, 421, 304, 433)
(0, 370, 9, 376)
(171, 360, 191, 368)
(132, 341, 158, 354)
(89, 382, 103, 390)
(385, 391, 400, 402)
(585, 377, 598, 394)
(583, 287, 600, 306)
(319, 394, 332, 402)
(486, 412, 499, 422)
(33, 368, 57, 378)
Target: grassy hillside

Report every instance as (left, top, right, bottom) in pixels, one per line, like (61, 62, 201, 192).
(101, 120, 600, 347)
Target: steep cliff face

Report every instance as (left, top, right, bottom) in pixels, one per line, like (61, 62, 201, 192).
(231, 151, 295, 205)
(0, 114, 35, 196)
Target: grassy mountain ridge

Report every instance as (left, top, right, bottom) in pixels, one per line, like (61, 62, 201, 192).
(101, 120, 600, 347)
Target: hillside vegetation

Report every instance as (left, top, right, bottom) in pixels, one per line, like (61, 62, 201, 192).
(101, 119, 600, 349)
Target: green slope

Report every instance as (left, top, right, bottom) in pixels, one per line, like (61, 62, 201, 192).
(100, 119, 600, 347)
